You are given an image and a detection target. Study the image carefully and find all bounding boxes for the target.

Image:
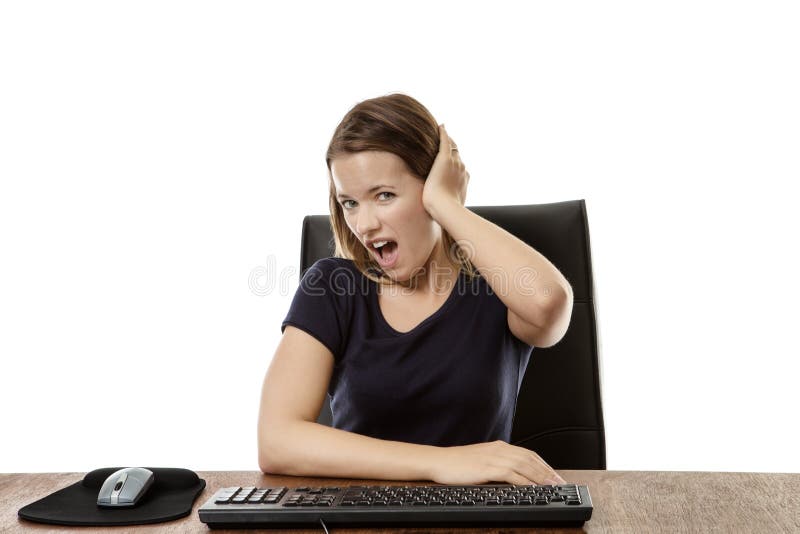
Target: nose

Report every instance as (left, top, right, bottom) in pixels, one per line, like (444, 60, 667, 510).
(355, 203, 380, 238)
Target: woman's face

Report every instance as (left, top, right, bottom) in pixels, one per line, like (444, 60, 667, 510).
(331, 150, 445, 284)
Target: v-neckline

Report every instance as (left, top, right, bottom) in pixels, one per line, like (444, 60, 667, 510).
(372, 270, 464, 336)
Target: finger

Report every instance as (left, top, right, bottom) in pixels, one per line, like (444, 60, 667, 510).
(505, 471, 535, 486)
(545, 466, 567, 484)
(508, 460, 553, 486)
(440, 125, 461, 160)
(438, 124, 451, 154)
(533, 455, 556, 474)
(543, 471, 568, 484)
(521, 453, 562, 486)
(491, 462, 535, 486)
(502, 445, 555, 486)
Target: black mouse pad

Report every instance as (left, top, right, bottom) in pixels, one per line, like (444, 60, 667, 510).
(18, 467, 206, 526)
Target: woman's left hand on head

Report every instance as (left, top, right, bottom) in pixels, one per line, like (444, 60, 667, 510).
(422, 124, 470, 214)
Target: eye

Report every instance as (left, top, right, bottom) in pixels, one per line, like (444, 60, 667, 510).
(340, 192, 395, 210)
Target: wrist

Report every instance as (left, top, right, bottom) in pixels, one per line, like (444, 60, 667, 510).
(422, 445, 445, 482)
(423, 196, 463, 223)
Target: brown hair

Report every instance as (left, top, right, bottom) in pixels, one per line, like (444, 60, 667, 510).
(325, 93, 479, 287)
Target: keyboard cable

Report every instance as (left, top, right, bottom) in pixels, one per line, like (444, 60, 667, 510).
(319, 517, 330, 533)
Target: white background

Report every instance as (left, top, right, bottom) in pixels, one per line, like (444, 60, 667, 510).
(1, 1, 798, 474)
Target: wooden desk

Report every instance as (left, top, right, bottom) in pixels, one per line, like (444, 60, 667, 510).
(3, 470, 799, 533)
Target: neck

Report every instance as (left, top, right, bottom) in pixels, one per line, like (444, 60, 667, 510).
(387, 239, 460, 297)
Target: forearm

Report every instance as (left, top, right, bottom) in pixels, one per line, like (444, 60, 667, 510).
(259, 421, 440, 482)
(426, 199, 572, 327)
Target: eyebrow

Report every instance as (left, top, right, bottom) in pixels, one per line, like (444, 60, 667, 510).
(336, 184, 395, 200)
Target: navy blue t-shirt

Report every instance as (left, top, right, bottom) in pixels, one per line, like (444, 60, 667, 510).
(280, 257, 534, 447)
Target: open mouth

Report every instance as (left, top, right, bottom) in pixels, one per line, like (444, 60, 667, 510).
(371, 240, 399, 267)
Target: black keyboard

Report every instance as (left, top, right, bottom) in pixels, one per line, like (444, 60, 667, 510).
(198, 483, 593, 529)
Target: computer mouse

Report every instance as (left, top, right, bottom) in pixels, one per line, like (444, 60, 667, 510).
(97, 467, 155, 507)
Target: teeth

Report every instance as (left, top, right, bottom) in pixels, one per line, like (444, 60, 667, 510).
(372, 240, 388, 249)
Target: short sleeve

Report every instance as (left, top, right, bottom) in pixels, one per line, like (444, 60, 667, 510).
(281, 258, 353, 361)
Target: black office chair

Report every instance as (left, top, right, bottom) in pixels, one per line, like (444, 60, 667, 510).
(296, 199, 606, 470)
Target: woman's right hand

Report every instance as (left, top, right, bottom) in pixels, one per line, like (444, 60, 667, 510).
(428, 440, 568, 486)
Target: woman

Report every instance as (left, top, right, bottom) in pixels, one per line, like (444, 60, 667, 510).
(258, 93, 573, 486)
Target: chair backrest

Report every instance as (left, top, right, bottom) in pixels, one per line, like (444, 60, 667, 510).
(296, 199, 606, 470)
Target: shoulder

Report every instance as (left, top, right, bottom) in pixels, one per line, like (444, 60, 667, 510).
(302, 257, 364, 292)
(305, 257, 360, 278)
